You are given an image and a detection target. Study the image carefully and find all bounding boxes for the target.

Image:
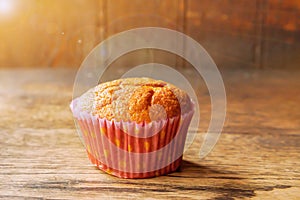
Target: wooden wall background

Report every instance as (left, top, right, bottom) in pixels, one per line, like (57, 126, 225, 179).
(0, 0, 299, 69)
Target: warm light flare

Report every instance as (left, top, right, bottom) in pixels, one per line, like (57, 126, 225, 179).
(0, 0, 13, 14)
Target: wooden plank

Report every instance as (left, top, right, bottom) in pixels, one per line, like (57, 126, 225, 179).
(0, 68, 299, 199)
(0, 0, 300, 69)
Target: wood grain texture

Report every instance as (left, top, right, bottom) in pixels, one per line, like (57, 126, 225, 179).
(1, 0, 300, 69)
(0, 69, 299, 199)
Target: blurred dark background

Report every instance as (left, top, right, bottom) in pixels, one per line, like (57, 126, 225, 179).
(0, 0, 299, 69)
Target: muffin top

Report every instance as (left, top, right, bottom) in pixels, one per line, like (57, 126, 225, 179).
(76, 77, 192, 123)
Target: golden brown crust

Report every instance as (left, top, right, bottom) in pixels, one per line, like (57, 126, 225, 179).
(91, 77, 192, 123)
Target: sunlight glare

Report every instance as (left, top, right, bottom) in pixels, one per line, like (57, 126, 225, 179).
(0, 0, 13, 14)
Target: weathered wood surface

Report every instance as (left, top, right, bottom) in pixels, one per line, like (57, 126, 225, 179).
(1, 0, 300, 69)
(0, 69, 299, 199)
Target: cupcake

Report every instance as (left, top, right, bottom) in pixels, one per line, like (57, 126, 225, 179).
(71, 77, 194, 178)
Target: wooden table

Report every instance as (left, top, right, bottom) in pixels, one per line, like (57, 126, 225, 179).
(0, 68, 299, 199)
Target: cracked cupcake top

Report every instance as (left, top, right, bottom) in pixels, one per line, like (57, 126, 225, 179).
(75, 77, 193, 123)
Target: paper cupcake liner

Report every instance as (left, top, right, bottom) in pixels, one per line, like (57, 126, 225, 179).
(86, 151, 183, 179)
(71, 98, 194, 178)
